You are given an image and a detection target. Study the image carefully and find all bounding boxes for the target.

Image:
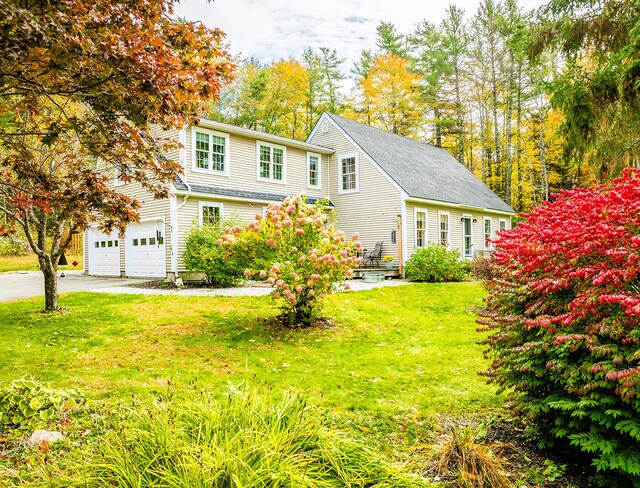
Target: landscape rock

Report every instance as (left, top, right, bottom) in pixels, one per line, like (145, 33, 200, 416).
(27, 429, 64, 447)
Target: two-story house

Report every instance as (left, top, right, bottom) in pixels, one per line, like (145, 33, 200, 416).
(84, 113, 514, 279)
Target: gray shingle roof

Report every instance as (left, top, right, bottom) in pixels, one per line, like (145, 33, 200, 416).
(174, 176, 331, 206)
(325, 113, 514, 213)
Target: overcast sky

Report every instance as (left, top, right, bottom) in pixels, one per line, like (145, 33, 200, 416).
(175, 0, 547, 71)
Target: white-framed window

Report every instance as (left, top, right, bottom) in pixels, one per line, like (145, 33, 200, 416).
(198, 201, 223, 227)
(307, 152, 321, 189)
(257, 141, 286, 183)
(338, 153, 359, 194)
(438, 211, 450, 246)
(113, 169, 125, 187)
(462, 214, 473, 258)
(191, 127, 229, 175)
(498, 218, 508, 233)
(484, 217, 493, 249)
(415, 208, 427, 248)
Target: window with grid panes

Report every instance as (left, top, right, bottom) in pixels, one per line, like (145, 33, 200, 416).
(194, 129, 227, 173)
(195, 131, 209, 170)
(202, 205, 221, 226)
(258, 143, 284, 182)
(341, 157, 356, 191)
(416, 211, 427, 247)
(308, 154, 320, 187)
(439, 213, 449, 245)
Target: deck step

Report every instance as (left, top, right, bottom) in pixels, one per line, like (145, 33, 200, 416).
(352, 267, 400, 279)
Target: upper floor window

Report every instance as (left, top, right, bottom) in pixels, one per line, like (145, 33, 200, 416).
(439, 211, 450, 246)
(307, 152, 321, 189)
(199, 201, 223, 227)
(257, 141, 286, 183)
(192, 127, 229, 175)
(338, 153, 359, 194)
(415, 209, 427, 248)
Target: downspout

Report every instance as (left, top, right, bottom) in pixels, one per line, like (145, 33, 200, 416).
(177, 127, 191, 211)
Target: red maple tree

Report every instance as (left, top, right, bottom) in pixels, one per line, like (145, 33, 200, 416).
(0, 0, 234, 311)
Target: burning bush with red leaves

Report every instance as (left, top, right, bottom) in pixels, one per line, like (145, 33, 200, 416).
(219, 195, 362, 326)
(479, 170, 640, 483)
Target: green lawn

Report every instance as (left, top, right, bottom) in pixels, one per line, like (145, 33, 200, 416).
(0, 282, 499, 417)
(0, 253, 83, 273)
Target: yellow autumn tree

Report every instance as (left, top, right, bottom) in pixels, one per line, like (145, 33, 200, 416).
(260, 59, 308, 140)
(357, 53, 424, 138)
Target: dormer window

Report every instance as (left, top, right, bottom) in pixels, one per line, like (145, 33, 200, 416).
(192, 127, 229, 175)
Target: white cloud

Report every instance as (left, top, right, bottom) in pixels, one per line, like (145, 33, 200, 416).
(175, 0, 547, 72)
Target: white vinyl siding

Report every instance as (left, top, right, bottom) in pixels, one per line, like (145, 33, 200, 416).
(307, 152, 321, 189)
(309, 118, 401, 263)
(257, 141, 286, 183)
(192, 127, 229, 175)
(338, 153, 359, 194)
(438, 211, 450, 246)
(415, 209, 427, 248)
(183, 128, 327, 200)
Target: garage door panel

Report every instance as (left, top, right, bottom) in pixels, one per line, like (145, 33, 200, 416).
(88, 230, 120, 276)
(126, 221, 166, 278)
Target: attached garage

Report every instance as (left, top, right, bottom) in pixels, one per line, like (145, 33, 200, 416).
(125, 220, 166, 278)
(88, 229, 121, 276)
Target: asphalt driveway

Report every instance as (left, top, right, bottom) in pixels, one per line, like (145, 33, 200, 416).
(0, 270, 150, 302)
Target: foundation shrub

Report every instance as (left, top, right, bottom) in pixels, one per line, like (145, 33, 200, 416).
(183, 217, 244, 287)
(405, 244, 468, 282)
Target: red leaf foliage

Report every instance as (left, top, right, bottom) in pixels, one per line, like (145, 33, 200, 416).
(479, 170, 640, 480)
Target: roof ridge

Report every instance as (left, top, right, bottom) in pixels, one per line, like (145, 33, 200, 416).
(326, 112, 448, 154)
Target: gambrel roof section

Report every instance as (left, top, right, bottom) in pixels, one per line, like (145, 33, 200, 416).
(314, 113, 514, 214)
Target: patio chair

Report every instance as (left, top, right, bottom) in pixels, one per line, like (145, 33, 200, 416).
(363, 241, 383, 268)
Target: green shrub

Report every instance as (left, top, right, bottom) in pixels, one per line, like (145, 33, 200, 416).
(183, 219, 244, 287)
(405, 244, 469, 282)
(0, 236, 28, 257)
(0, 376, 82, 433)
(47, 387, 426, 487)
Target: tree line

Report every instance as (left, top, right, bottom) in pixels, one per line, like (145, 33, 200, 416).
(208, 0, 640, 214)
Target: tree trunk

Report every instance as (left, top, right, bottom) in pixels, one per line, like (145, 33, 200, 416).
(40, 256, 59, 312)
(434, 105, 443, 147)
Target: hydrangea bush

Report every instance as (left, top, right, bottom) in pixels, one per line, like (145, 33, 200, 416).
(479, 170, 640, 484)
(219, 195, 362, 326)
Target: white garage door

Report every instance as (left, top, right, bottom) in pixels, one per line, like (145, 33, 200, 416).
(126, 221, 166, 278)
(88, 229, 121, 276)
